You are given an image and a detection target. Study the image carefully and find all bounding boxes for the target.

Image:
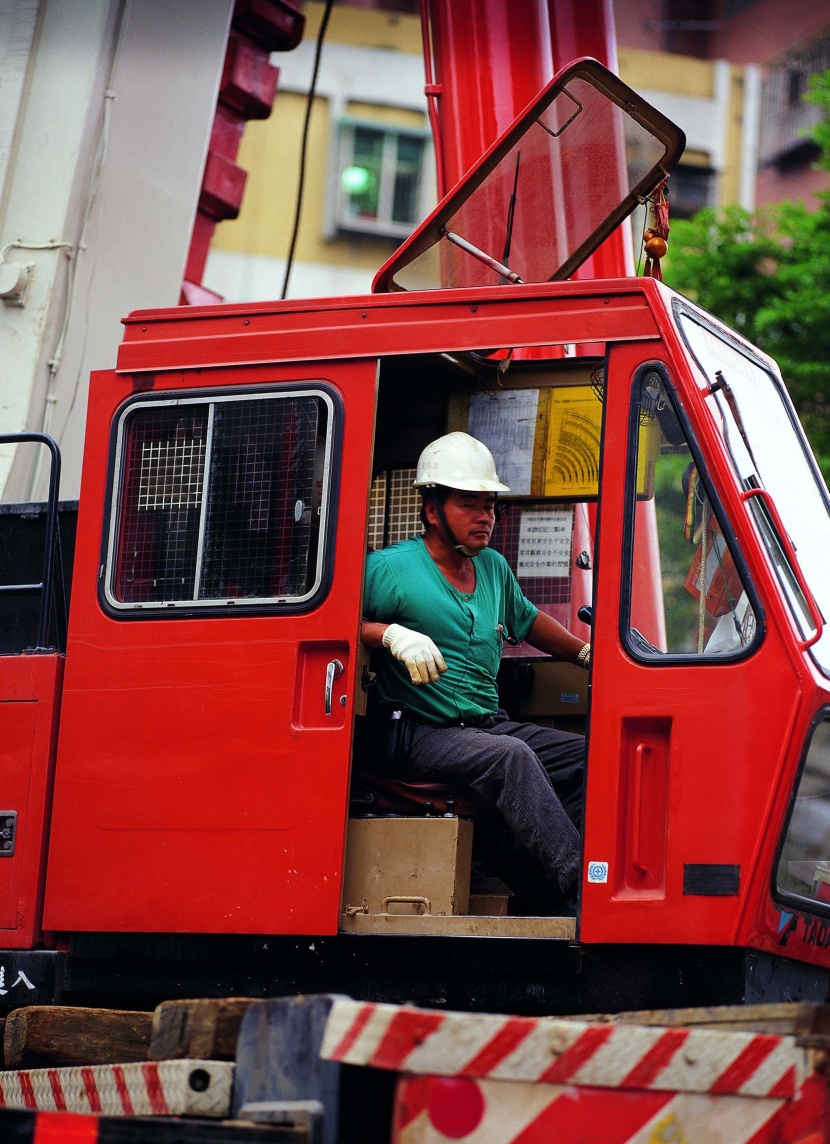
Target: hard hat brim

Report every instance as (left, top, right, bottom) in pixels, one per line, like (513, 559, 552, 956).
(413, 477, 511, 492)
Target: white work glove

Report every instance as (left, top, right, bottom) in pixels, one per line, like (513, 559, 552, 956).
(382, 623, 447, 685)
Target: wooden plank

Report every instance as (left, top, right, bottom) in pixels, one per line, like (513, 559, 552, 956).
(572, 1002, 808, 1035)
(150, 998, 262, 1061)
(340, 912, 576, 938)
(4, 1006, 152, 1068)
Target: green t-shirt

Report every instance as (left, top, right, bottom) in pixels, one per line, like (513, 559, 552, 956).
(363, 535, 538, 725)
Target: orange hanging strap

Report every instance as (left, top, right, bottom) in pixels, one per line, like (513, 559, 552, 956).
(643, 179, 670, 282)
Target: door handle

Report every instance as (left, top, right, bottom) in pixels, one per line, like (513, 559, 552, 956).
(324, 658, 344, 715)
(632, 743, 650, 875)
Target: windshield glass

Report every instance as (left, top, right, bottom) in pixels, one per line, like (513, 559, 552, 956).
(676, 306, 830, 670)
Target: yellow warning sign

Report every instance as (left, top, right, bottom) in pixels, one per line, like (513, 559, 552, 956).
(451, 383, 604, 498)
(543, 388, 602, 498)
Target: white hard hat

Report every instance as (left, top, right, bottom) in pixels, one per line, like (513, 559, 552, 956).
(413, 432, 510, 492)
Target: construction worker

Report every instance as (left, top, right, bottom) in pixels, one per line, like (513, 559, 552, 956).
(360, 432, 589, 907)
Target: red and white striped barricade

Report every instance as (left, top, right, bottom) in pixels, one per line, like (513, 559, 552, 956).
(321, 998, 828, 1143)
(0, 1058, 233, 1118)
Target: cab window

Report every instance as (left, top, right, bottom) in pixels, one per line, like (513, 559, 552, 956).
(624, 367, 758, 658)
(104, 389, 334, 612)
(776, 715, 830, 913)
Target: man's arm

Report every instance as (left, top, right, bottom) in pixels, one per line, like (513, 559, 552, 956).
(361, 621, 389, 649)
(526, 610, 590, 667)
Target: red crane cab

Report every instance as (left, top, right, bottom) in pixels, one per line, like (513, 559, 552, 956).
(3, 61, 830, 1012)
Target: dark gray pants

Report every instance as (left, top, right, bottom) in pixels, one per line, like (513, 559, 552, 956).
(366, 709, 583, 898)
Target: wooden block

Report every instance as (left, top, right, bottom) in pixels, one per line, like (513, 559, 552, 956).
(573, 1002, 806, 1035)
(150, 998, 262, 1061)
(4, 1006, 152, 1069)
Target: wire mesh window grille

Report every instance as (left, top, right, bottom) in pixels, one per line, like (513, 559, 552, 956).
(492, 503, 573, 608)
(109, 392, 332, 609)
(368, 468, 421, 549)
(367, 472, 387, 550)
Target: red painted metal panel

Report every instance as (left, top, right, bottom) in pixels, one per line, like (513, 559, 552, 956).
(0, 655, 63, 948)
(33, 1111, 99, 1143)
(181, 1, 304, 299)
(0, 702, 36, 931)
(233, 0, 304, 52)
(43, 360, 376, 937)
(581, 337, 811, 950)
(616, 717, 670, 896)
(422, 0, 633, 292)
(545, 0, 634, 282)
(200, 149, 248, 222)
(117, 282, 659, 374)
(746, 887, 830, 972)
(425, 0, 553, 195)
(641, 299, 830, 968)
(38, 278, 830, 969)
(221, 32, 280, 119)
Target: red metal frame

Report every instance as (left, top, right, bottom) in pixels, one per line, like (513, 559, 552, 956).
(421, 0, 632, 281)
(423, 0, 554, 196)
(546, 0, 633, 281)
(181, 0, 304, 305)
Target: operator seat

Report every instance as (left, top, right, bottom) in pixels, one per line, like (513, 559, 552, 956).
(349, 770, 494, 820)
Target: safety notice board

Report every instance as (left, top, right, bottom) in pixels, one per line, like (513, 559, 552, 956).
(449, 385, 602, 498)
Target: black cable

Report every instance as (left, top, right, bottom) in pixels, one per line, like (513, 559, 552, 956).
(280, 0, 335, 300)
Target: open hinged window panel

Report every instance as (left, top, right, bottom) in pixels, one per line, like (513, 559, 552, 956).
(373, 58, 685, 293)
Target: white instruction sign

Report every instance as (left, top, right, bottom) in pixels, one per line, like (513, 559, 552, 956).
(517, 507, 572, 577)
(467, 389, 539, 495)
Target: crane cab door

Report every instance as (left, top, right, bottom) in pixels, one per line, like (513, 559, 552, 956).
(43, 360, 377, 938)
(0, 436, 67, 951)
(581, 342, 800, 946)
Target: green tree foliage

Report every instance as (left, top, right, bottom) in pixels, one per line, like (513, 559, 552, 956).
(664, 72, 830, 473)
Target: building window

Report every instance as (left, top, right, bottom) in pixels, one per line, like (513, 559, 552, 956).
(335, 120, 428, 239)
(105, 389, 335, 612)
(723, 0, 758, 15)
(760, 33, 830, 168)
(668, 163, 715, 219)
(787, 66, 806, 107)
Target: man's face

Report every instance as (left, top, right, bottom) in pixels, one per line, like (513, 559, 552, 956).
(439, 490, 497, 552)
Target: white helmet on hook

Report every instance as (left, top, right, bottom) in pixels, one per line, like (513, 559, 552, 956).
(413, 432, 510, 493)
